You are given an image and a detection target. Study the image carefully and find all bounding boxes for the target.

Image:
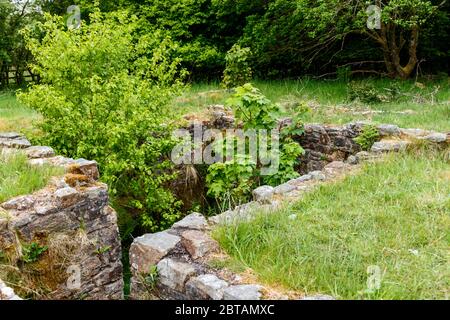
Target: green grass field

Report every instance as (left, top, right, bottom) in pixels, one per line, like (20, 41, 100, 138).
(176, 78, 450, 131)
(1, 78, 449, 135)
(214, 148, 450, 300)
(0, 154, 63, 203)
(0, 91, 40, 135)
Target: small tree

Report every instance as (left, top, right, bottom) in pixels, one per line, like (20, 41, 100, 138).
(361, 0, 436, 79)
(18, 10, 186, 232)
(222, 44, 253, 89)
(297, 0, 439, 79)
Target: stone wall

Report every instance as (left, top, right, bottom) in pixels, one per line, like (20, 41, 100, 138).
(0, 133, 123, 300)
(296, 123, 362, 172)
(296, 122, 449, 172)
(129, 122, 448, 300)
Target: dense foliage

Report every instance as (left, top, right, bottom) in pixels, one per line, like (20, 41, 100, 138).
(18, 11, 186, 232)
(1, 0, 448, 84)
(206, 84, 305, 207)
(222, 44, 253, 89)
(354, 125, 381, 151)
(0, 0, 40, 86)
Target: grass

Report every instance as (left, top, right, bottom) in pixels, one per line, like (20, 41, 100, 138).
(214, 147, 450, 300)
(2, 78, 449, 134)
(0, 153, 63, 203)
(0, 91, 40, 135)
(175, 78, 450, 131)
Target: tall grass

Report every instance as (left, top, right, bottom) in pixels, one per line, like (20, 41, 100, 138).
(215, 148, 450, 299)
(0, 154, 63, 203)
(0, 91, 40, 134)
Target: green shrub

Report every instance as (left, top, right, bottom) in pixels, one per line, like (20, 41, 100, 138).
(226, 83, 278, 130)
(354, 125, 380, 151)
(336, 66, 352, 82)
(347, 81, 404, 104)
(206, 155, 256, 207)
(21, 242, 48, 264)
(347, 81, 382, 104)
(222, 44, 253, 89)
(206, 84, 305, 207)
(18, 11, 186, 232)
(143, 265, 159, 291)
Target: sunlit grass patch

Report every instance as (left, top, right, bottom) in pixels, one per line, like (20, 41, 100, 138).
(0, 92, 40, 134)
(178, 78, 450, 131)
(0, 153, 63, 203)
(214, 148, 450, 299)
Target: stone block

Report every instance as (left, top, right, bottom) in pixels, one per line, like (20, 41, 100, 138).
(423, 132, 447, 143)
(54, 187, 79, 208)
(24, 146, 55, 159)
(130, 232, 181, 274)
(181, 230, 219, 259)
(1, 195, 35, 211)
(371, 140, 409, 153)
(157, 258, 197, 292)
(309, 171, 326, 181)
(173, 213, 208, 231)
(223, 285, 263, 300)
(377, 124, 400, 137)
(252, 186, 274, 204)
(186, 274, 229, 300)
(273, 183, 296, 195)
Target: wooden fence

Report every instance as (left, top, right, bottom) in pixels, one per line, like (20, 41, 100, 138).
(0, 65, 35, 87)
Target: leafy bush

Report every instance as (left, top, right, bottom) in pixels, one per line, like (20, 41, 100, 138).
(206, 84, 305, 207)
(262, 138, 304, 186)
(347, 81, 383, 104)
(142, 265, 159, 291)
(347, 81, 404, 104)
(226, 84, 278, 129)
(336, 66, 352, 82)
(18, 11, 186, 232)
(354, 125, 380, 151)
(206, 155, 256, 206)
(222, 44, 253, 89)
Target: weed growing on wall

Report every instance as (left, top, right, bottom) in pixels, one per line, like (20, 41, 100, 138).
(205, 84, 306, 207)
(354, 125, 380, 151)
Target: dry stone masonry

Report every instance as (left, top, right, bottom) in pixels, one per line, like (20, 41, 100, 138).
(0, 133, 123, 300)
(129, 120, 448, 301)
(1, 120, 448, 301)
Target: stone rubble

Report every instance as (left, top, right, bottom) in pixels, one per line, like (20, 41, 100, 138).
(24, 146, 56, 159)
(172, 212, 209, 231)
(252, 186, 274, 204)
(157, 258, 197, 292)
(181, 230, 219, 259)
(129, 232, 181, 273)
(371, 140, 410, 153)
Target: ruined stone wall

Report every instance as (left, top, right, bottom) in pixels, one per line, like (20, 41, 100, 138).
(0, 133, 123, 300)
(129, 122, 448, 301)
(296, 123, 362, 172)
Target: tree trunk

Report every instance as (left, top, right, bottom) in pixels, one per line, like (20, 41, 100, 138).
(368, 24, 419, 79)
